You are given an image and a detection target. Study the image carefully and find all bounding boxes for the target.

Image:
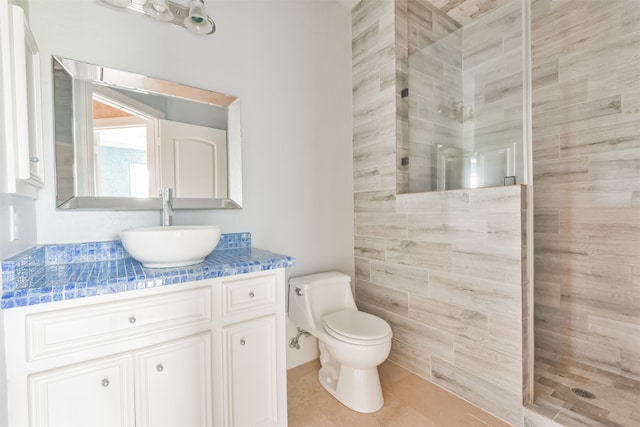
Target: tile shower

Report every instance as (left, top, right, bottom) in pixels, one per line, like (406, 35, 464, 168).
(352, 0, 528, 425)
(351, 0, 639, 426)
(531, 0, 640, 425)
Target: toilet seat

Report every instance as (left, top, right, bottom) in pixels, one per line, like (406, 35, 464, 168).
(322, 310, 392, 345)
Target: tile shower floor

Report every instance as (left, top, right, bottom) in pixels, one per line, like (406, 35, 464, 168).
(287, 359, 511, 427)
(532, 351, 640, 427)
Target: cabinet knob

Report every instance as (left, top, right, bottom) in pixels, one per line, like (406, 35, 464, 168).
(249, 291, 255, 298)
(240, 338, 246, 346)
(30, 156, 39, 163)
(128, 316, 136, 324)
(102, 378, 110, 387)
(156, 364, 164, 372)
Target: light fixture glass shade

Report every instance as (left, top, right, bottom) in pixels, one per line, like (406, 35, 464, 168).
(101, 0, 132, 7)
(143, 0, 174, 22)
(184, 0, 215, 34)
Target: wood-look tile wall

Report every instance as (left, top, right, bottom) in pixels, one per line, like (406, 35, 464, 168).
(429, 0, 511, 25)
(531, 0, 640, 383)
(353, 0, 396, 196)
(352, 1, 528, 424)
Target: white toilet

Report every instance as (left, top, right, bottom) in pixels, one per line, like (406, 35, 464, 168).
(288, 271, 392, 413)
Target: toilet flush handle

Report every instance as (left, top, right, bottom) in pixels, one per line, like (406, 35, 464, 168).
(295, 288, 303, 296)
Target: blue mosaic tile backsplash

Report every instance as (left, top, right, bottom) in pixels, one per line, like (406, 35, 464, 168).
(1, 232, 295, 309)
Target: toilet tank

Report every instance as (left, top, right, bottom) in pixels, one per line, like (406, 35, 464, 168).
(288, 272, 357, 331)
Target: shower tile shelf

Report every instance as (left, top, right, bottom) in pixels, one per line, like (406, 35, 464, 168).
(1, 232, 296, 309)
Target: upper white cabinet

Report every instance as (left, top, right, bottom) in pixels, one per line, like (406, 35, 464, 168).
(0, 1, 44, 197)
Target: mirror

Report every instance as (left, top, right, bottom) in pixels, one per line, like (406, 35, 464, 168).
(52, 55, 242, 209)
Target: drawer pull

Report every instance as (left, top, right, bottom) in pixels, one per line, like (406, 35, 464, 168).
(240, 338, 246, 346)
(102, 378, 110, 387)
(156, 364, 164, 372)
(30, 156, 39, 163)
(128, 316, 136, 324)
(249, 291, 255, 298)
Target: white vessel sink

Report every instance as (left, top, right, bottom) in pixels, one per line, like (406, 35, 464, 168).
(120, 225, 221, 268)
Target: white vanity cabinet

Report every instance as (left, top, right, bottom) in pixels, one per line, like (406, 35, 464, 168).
(28, 353, 136, 427)
(0, 0, 44, 197)
(134, 333, 212, 427)
(223, 315, 278, 426)
(2, 269, 288, 427)
(214, 270, 287, 427)
(27, 333, 212, 427)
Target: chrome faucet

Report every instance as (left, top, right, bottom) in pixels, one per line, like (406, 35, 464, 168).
(160, 188, 173, 226)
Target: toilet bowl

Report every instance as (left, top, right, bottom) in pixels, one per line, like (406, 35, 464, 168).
(288, 272, 392, 413)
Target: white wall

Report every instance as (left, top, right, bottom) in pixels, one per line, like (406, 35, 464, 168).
(27, 0, 354, 367)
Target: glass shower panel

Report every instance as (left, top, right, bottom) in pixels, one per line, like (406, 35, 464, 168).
(407, 26, 463, 193)
(407, 0, 524, 192)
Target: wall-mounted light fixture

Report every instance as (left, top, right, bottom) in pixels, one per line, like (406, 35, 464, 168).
(143, 0, 174, 22)
(100, 0, 216, 35)
(184, 0, 215, 34)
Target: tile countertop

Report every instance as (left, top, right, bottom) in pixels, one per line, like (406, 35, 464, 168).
(1, 232, 296, 309)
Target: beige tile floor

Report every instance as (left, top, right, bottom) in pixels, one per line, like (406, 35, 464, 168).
(287, 359, 512, 427)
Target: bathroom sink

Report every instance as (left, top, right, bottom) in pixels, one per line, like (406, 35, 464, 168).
(120, 225, 221, 268)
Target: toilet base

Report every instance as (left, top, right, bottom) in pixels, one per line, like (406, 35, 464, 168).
(317, 364, 384, 413)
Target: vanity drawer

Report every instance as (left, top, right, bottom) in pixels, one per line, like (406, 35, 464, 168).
(25, 287, 212, 361)
(222, 273, 276, 316)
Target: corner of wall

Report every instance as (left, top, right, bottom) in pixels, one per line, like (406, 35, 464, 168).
(285, 318, 319, 370)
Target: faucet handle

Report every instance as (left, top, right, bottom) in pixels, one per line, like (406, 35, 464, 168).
(160, 188, 174, 226)
(160, 188, 173, 199)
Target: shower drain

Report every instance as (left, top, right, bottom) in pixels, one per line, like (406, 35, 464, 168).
(571, 387, 596, 399)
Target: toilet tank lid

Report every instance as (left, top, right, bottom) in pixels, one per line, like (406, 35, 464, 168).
(289, 271, 351, 288)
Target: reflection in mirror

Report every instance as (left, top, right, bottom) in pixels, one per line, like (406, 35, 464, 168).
(52, 56, 242, 210)
(90, 88, 158, 198)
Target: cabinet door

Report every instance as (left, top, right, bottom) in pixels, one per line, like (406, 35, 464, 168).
(28, 354, 135, 427)
(11, 5, 44, 187)
(0, 4, 44, 197)
(135, 333, 212, 427)
(223, 314, 278, 427)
